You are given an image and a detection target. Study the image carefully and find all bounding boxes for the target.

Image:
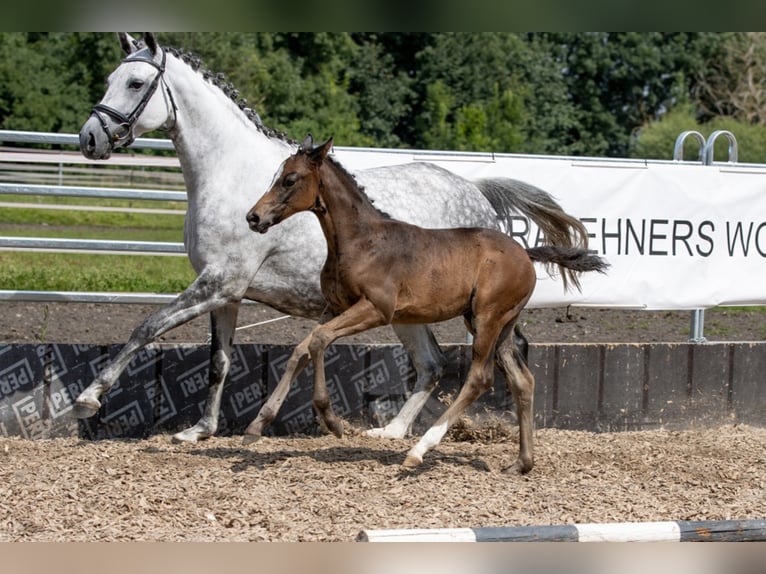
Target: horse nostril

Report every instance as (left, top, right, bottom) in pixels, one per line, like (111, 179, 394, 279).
(246, 211, 259, 225)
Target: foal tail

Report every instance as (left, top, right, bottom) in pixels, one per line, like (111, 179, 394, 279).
(526, 246, 609, 291)
(475, 177, 590, 291)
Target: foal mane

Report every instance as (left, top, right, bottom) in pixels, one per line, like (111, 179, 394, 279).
(322, 154, 392, 219)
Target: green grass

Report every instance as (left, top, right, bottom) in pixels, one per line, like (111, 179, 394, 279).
(0, 201, 193, 293)
(0, 252, 196, 293)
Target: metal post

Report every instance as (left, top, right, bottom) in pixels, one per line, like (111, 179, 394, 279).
(672, 131, 707, 343)
(675, 130, 739, 343)
(689, 309, 706, 343)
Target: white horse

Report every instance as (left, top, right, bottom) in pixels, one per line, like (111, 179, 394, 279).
(75, 33, 588, 443)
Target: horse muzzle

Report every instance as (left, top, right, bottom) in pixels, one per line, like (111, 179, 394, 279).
(79, 115, 114, 160)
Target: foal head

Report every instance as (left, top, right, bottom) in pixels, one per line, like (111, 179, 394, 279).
(247, 135, 332, 234)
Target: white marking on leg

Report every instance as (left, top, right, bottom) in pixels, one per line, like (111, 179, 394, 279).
(366, 390, 431, 439)
(406, 420, 449, 463)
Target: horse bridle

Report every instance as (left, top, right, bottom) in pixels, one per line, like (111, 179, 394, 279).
(91, 47, 177, 148)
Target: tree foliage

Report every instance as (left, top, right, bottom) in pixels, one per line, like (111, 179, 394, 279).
(0, 32, 763, 162)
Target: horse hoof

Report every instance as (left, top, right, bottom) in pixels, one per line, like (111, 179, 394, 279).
(401, 453, 422, 469)
(327, 419, 344, 439)
(72, 400, 100, 419)
(366, 426, 404, 440)
(171, 428, 204, 444)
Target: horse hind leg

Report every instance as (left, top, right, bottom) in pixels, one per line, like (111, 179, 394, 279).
(494, 323, 535, 474)
(366, 324, 447, 439)
(172, 302, 239, 443)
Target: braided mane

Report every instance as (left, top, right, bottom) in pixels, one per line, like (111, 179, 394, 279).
(156, 43, 296, 145)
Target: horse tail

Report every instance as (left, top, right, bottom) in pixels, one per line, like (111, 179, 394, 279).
(475, 177, 590, 290)
(525, 246, 609, 292)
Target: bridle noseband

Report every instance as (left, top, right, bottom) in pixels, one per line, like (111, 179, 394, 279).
(91, 47, 177, 148)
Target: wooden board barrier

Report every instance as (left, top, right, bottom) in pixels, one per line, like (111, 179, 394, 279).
(0, 342, 763, 440)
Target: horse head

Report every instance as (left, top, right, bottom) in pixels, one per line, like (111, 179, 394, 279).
(246, 134, 334, 233)
(79, 32, 176, 159)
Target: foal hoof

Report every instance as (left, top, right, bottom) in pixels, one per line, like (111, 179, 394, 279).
(401, 453, 422, 470)
(502, 458, 533, 475)
(242, 434, 261, 446)
(325, 418, 345, 439)
(72, 399, 101, 419)
(242, 424, 263, 446)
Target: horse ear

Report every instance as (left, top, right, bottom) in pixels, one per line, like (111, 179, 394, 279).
(144, 33, 159, 55)
(299, 134, 314, 153)
(118, 33, 138, 56)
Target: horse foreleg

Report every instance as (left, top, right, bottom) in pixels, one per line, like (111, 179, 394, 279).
(172, 302, 239, 443)
(306, 299, 387, 438)
(73, 273, 237, 419)
(366, 324, 446, 439)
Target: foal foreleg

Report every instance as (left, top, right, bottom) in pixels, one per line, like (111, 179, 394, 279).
(242, 307, 335, 442)
(73, 274, 237, 419)
(306, 299, 388, 438)
(242, 336, 313, 443)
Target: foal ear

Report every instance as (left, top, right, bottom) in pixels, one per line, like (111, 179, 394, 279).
(310, 137, 334, 163)
(118, 33, 139, 56)
(144, 32, 159, 55)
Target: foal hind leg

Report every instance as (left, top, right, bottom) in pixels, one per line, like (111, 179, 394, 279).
(366, 324, 447, 439)
(172, 302, 239, 443)
(495, 325, 535, 474)
(402, 321, 501, 469)
(73, 272, 239, 418)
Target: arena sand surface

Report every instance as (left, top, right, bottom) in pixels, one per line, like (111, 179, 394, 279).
(0, 302, 764, 541)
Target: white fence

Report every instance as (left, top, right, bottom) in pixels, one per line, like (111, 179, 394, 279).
(0, 130, 187, 304)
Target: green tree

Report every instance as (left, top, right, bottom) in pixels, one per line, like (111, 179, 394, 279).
(694, 32, 766, 125)
(536, 32, 722, 157)
(413, 33, 575, 154)
(346, 35, 414, 148)
(0, 33, 92, 134)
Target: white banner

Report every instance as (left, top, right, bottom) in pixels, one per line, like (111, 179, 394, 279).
(335, 147, 766, 310)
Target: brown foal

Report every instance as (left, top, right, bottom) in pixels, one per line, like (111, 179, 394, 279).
(245, 135, 607, 473)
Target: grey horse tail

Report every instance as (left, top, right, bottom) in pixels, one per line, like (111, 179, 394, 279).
(475, 177, 591, 292)
(525, 246, 609, 292)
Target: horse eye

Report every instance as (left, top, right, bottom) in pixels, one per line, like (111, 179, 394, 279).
(128, 80, 145, 90)
(283, 174, 297, 188)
